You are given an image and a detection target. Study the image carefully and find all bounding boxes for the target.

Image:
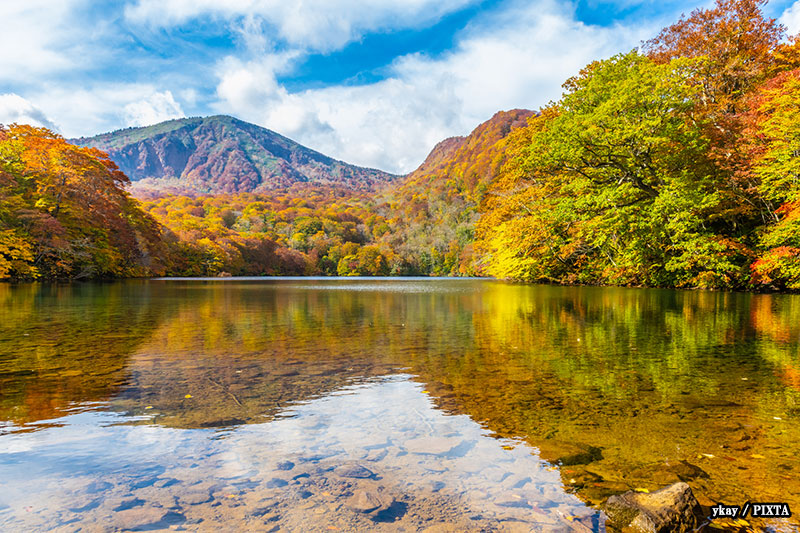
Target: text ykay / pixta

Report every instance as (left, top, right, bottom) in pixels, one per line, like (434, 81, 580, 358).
(711, 502, 791, 520)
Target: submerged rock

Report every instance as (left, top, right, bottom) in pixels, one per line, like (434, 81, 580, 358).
(604, 482, 703, 533)
(670, 461, 709, 482)
(629, 460, 710, 487)
(335, 464, 375, 479)
(275, 460, 295, 471)
(346, 488, 395, 513)
(557, 445, 603, 466)
(180, 491, 213, 505)
(113, 506, 169, 530)
(404, 436, 462, 455)
(347, 489, 383, 512)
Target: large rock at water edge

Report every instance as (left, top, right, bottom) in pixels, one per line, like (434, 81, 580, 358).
(604, 482, 703, 532)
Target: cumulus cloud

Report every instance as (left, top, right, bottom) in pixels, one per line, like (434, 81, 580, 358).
(0, 94, 59, 130)
(781, 1, 800, 36)
(11, 84, 190, 139)
(215, 52, 297, 112)
(1, 0, 673, 172)
(211, 0, 653, 173)
(0, 0, 106, 78)
(123, 90, 185, 127)
(124, 0, 479, 52)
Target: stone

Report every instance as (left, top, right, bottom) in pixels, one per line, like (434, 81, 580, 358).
(334, 464, 374, 479)
(113, 506, 167, 530)
(161, 512, 187, 526)
(346, 489, 392, 513)
(275, 460, 295, 471)
(494, 497, 531, 509)
(604, 482, 703, 533)
(69, 499, 102, 513)
(180, 491, 213, 505)
(247, 506, 274, 518)
(556, 445, 602, 466)
(134, 487, 177, 509)
(265, 478, 289, 488)
(670, 461, 709, 482)
(629, 461, 709, 487)
(502, 475, 532, 489)
(85, 481, 113, 494)
(112, 498, 145, 512)
(364, 449, 388, 462)
(404, 437, 462, 455)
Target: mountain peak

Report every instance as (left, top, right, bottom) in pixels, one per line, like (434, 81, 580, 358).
(73, 116, 397, 197)
(402, 108, 535, 195)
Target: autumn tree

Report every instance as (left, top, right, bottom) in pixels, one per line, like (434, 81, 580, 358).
(479, 52, 753, 288)
(645, 0, 784, 115)
(747, 70, 800, 289)
(0, 124, 168, 280)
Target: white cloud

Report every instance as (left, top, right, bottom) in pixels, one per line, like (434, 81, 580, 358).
(211, 0, 653, 173)
(0, 0, 669, 174)
(781, 1, 800, 36)
(0, 0, 103, 78)
(10, 84, 189, 139)
(124, 0, 479, 52)
(215, 54, 297, 113)
(0, 94, 59, 131)
(123, 90, 185, 127)
(179, 88, 199, 108)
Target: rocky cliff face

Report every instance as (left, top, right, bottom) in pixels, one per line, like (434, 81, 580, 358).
(73, 116, 397, 197)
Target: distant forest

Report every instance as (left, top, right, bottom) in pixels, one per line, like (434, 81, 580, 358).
(1, 0, 799, 290)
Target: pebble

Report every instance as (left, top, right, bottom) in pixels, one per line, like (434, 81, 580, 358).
(494, 497, 531, 509)
(85, 481, 113, 494)
(364, 449, 388, 462)
(502, 475, 532, 489)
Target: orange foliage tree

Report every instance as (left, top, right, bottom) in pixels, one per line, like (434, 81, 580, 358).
(0, 125, 168, 280)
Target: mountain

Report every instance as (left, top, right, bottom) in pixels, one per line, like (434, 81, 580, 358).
(72, 115, 397, 197)
(394, 109, 535, 204)
(379, 109, 535, 276)
(408, 135, 468, 177)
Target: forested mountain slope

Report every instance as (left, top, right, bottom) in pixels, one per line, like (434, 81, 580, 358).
(126, 109, 536, 279)
(73, 115, 396, 197)
(380, 109, 535, 275)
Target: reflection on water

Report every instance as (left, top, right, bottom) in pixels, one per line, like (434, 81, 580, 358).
(0, 279, 799, 531)
(0, 377, 599, 531)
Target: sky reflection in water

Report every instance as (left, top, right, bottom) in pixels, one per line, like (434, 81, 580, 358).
(0, 376, 598, 531)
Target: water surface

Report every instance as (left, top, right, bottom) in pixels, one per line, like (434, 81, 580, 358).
(0, 279, 798, 531)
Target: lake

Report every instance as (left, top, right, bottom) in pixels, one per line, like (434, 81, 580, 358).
(0, 278, 798, 532)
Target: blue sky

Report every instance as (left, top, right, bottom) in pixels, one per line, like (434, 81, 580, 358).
(1, 0, 799, 173)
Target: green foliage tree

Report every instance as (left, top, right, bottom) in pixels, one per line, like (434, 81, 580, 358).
(479, 52, 750, 288)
